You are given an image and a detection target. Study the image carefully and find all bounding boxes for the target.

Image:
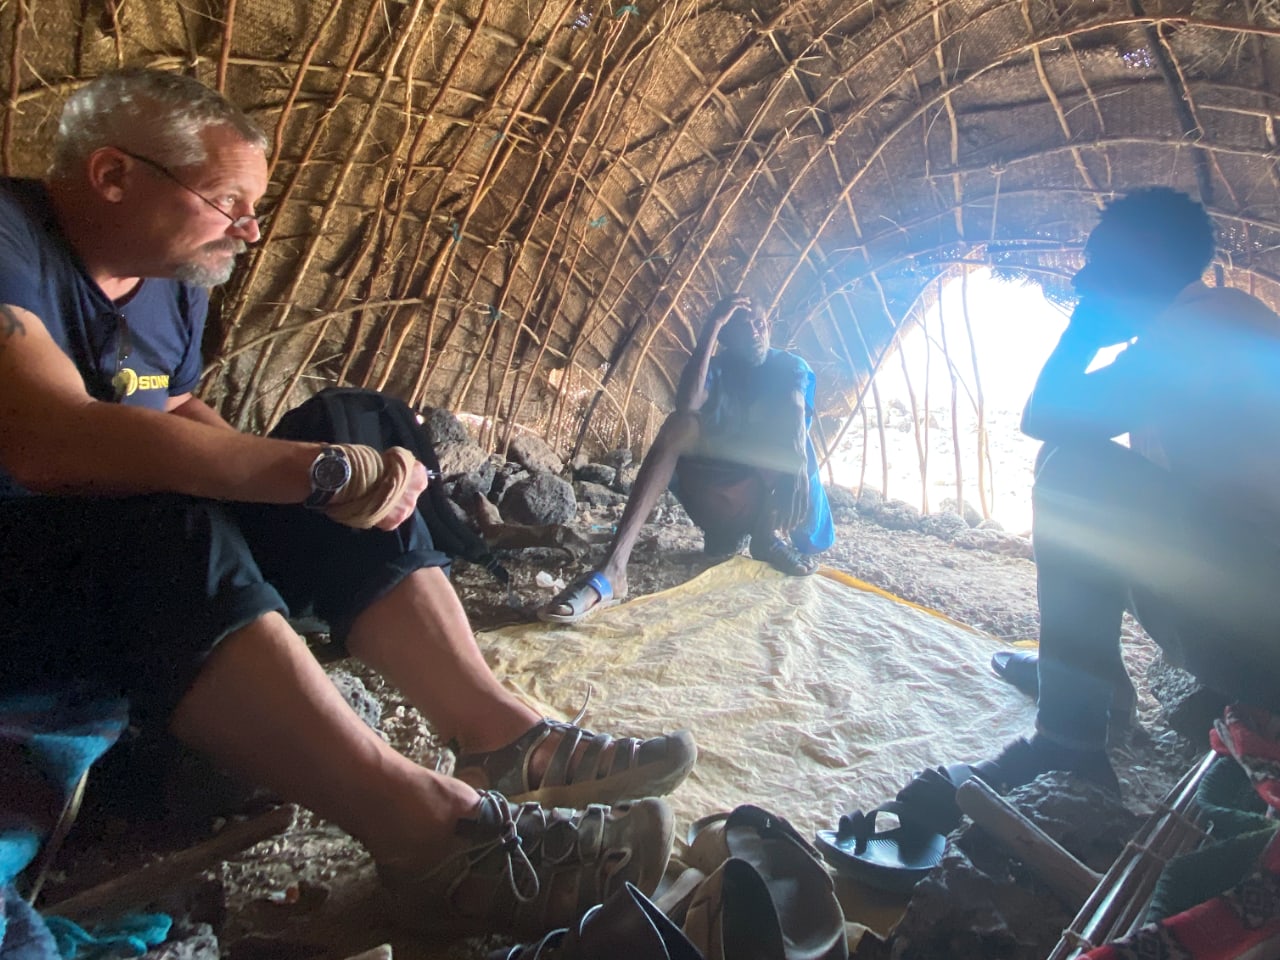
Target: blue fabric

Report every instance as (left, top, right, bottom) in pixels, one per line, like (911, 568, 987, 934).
(584, 571, 613, 602)
(698, 349, 833, 554)
(44, 914, 170, 960)
(797, 425, 834, 555)
(0, 178, 208, 499)
(0, 891, 59, 960)
(0, 695, 129, 960)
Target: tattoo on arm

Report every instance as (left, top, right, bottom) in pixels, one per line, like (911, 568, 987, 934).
(0, 304, 27, 353)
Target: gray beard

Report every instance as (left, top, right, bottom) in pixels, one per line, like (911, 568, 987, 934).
(174, 240, 246, 288)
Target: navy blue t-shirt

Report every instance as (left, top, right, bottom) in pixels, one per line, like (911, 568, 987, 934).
(0, 178, 208, 497)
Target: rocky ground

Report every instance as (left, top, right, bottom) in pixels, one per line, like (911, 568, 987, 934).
(41, 488, 1211, 960)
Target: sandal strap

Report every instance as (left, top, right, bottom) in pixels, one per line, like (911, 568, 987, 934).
(541, 721, 582, 788)
(725, 804, 822, 859)
(454, 792, 541, 904)
(837, 799, 933, 853)
(582, 571, 613, 602)
(543, 719, 643, 787)
(457, 719, 650, 796)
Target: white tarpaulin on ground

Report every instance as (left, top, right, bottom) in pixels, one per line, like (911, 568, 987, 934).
(477, 556, 1037, 839)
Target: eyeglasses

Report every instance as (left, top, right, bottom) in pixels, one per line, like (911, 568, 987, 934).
(114, 146, 261, 231)
(104, 312, 134, 401)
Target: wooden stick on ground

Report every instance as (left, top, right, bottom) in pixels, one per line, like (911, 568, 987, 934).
(42, 804, 299, 927)
(955, 778, 1101, 908)
(342, 946, 392, 960)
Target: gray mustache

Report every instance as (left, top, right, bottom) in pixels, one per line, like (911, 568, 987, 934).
(204, 239, 247, 256)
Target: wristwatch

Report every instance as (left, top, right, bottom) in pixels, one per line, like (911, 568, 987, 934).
(304, 445, 352, 508)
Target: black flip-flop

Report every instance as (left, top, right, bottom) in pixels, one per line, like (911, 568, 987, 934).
(814, 800, 947, 893)
(815, 760, 1001, 893)
(990, 649, 1039, 699)
(749, 536, 819, 576)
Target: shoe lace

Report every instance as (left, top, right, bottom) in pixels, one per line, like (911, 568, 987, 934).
(474, 792, 540, 904)
(569, 684, 594, 726)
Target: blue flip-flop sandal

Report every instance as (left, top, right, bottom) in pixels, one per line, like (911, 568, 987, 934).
(536, 571, 621, 624)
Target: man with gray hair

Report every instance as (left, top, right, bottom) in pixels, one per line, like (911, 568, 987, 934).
(0, 68, 693, 943)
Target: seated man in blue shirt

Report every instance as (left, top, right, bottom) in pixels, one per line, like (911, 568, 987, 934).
(539, 296, 834, 624)
(0, 67, 693, 945)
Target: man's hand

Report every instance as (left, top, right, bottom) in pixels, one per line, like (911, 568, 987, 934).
(373, 459, 429, 531)
(324, 448, 430, 530)
(707, 295, 752, 332)
(1067, 295, 1144, 350)
(770, 470, 810, 533)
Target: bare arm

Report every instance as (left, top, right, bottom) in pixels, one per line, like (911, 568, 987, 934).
(0, 302, 318, 501)
(675, 296, 750, 412)
(1021, 299, 1145, 442)
(166, 392, 237, 429)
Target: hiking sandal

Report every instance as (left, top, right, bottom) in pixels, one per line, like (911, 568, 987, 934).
(454, 718, 697, 808)
(379, 791, 674, 942)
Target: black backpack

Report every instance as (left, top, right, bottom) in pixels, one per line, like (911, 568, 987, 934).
(271, 387, 509, 584)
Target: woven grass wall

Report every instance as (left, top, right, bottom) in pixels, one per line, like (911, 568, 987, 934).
(4, 0, 1280, 462)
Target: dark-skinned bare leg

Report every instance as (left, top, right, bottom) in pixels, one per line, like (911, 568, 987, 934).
(542, 411, 700, 617)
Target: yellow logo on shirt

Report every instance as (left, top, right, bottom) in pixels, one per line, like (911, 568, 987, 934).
(111, 368, 169, 398)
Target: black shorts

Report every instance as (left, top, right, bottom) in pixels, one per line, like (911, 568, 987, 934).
(0, 494, 449, 725)
(671, 456, 769, 544)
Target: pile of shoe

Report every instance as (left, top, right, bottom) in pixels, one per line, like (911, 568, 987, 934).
(489, 804, 850, 960)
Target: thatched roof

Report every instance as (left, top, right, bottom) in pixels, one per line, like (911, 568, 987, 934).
(5, 0, 1279, 458)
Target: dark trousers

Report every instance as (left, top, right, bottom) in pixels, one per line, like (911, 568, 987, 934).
(1033, 441, 1280, 750)
(0, 494, 447, 727)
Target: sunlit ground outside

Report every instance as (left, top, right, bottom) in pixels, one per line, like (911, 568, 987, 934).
(828, 269, 1070, 536)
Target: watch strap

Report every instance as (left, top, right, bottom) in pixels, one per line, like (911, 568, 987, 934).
(305, 445, 351, 509)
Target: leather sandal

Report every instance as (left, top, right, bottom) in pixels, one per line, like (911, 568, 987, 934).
(488, 881, 703, 960)
(454, 718, 698, 808)
(379, 791, 674, 943)
(678, 805, 847, 960)
(684, 858, 788, 960)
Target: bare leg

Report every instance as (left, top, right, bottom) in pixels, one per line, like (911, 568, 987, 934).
(345, 566, 540, 753)
(168, 611, 478, 870)
(346, 566, 667, 791)
(168, 608, 679, 921)
(595, 411, 700, 598)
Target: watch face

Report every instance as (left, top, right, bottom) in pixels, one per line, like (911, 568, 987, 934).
(314, 452, 350, 491)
